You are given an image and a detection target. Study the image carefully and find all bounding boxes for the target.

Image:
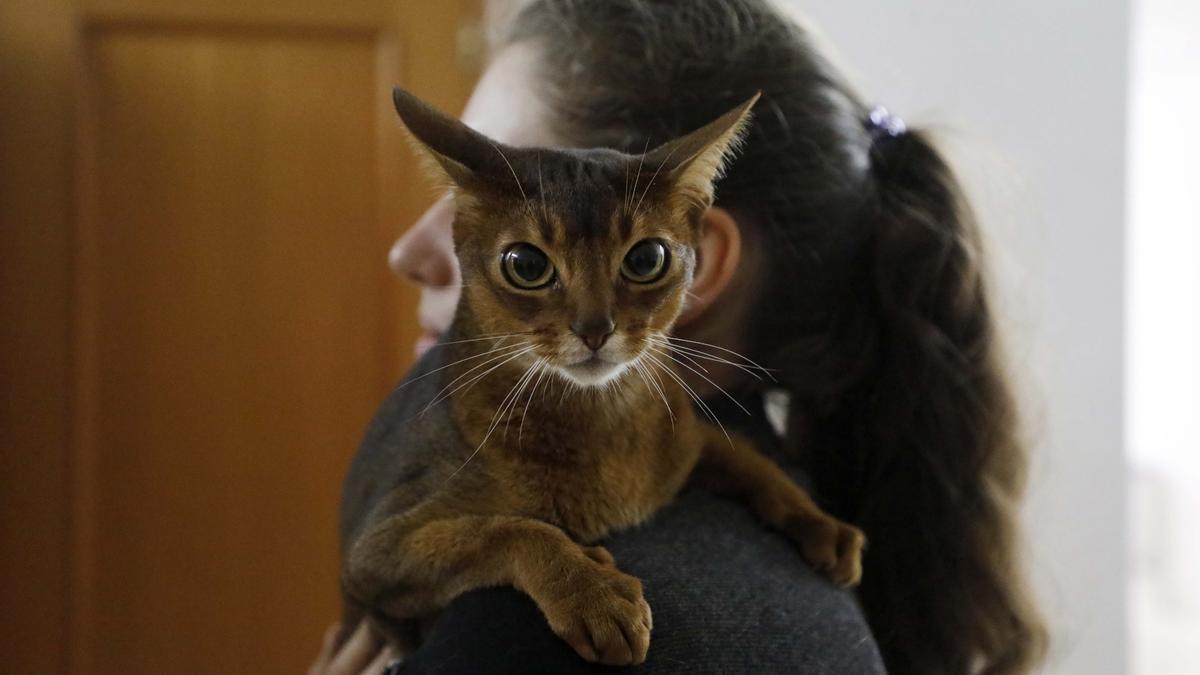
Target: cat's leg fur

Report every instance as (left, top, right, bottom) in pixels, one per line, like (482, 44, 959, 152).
(692, 428, 866, 586)
(342, 514, 652, 665)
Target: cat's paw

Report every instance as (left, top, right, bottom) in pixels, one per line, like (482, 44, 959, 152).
(581, 545, 616, 567)
(540, 562, 652, 665)
(785, 515, 866, 587)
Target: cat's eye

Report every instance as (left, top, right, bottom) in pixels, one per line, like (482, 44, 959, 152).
(621, 239, 670, 284)
(501, 243, 555, 289)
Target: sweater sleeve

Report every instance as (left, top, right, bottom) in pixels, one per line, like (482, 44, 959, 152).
(395, 483, 885, 674)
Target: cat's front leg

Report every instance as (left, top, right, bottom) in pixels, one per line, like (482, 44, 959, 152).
(342, 514, 652, 665)
(691, 428, 866, 586)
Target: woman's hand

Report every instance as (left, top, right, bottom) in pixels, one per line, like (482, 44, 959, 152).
(307, 620, 397, 675)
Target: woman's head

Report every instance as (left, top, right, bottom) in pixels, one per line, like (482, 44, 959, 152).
(393, 0, 1046, 671)
(389, 44, 549, 356)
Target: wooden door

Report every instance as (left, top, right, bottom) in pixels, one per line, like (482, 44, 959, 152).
(0, 1, 482, 672)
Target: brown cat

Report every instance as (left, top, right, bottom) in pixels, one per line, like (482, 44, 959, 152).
(338, 88, 866, 666)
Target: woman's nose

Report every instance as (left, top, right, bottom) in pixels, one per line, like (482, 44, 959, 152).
(389, 196, 458, 287)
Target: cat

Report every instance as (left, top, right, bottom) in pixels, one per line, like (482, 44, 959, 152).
(337, 87, 866, 666)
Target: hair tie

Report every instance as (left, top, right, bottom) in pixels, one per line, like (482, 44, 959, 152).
(865, 106, 906, 143)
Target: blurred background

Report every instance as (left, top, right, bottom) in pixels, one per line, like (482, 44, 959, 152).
(0, 0, 1194, 673)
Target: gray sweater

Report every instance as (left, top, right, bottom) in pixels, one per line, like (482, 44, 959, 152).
(348, 348, 885, 674)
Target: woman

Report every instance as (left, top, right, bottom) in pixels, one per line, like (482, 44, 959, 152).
(311, 1, 1046, 672)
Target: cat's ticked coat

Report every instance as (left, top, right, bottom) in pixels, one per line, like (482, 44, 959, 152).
(338, 88, 865, 666)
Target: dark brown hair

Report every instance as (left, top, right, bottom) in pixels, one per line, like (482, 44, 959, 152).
(507, 1, 1047, 673)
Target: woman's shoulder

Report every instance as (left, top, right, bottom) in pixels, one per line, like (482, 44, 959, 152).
(399, 484, 885, 674)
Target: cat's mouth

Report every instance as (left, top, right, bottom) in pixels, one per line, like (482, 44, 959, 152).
(560, 354, 625, 386)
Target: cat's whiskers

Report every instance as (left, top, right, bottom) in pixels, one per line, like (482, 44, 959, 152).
(396, 339, 531, 393)
(557, 373, 576, 407)
(449, 345, 542, 404)
(503, 357, 546, 442)
(485, 357, 540, 440)
(422, 331, 535, 349)
(640, 352, 709, 421)
(649, 335, 776, 381)
(632, 358, 674, 431)
(639, 356, 673, 408)
(647, 345, 751, 417)
(601, 374, 620, 403)
(658, 335, 774, 372)
(647, 337, 770, 382)
(658, 344, 710, 375)
(418, 343, 536, 418)
(446, 356, 542, 482)
(539, 363, 559, 406)
(518, 359, 552, 447)
(642, 351, 734, 448)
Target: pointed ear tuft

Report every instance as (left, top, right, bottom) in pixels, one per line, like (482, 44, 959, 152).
(640, 92, 760, 211)
(392, 87, 497, 189)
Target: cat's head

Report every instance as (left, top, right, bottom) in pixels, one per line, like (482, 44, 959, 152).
(393, 88, 757, 387)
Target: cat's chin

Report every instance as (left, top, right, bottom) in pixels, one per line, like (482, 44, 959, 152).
(557, 356, 629, 388)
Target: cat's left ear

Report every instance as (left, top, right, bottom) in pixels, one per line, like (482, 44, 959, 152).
(641, 92, 760, 212)
(391, 87, 504, 191)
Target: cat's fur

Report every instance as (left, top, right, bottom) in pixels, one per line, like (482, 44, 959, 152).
(338, 88, 866, 666)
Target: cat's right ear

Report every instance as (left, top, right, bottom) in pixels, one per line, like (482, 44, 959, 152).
(637, 92, 760, 215)
(392, 87, 495, 190)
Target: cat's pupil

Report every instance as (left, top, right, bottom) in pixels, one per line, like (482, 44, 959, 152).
(622, 239, 668, 283)
(503, 243, 553, 289)
(626, 243, 661, 275)
(510, 248, 546, 281)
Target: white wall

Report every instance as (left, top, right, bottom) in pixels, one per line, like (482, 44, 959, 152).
(1128, 0, 1200, 672)
(782, 1, 1130, 673)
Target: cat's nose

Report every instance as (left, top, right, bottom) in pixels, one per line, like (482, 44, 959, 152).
(570, 317, 615, 351)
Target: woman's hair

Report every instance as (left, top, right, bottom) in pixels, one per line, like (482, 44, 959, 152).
(507, 1, 1047, 673)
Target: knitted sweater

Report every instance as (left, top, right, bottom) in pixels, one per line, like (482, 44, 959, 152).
(370, 383, 885, 674)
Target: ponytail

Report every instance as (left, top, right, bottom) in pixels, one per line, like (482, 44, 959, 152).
(809, 127, 1047, 674)
(503, 1, 1046, 670)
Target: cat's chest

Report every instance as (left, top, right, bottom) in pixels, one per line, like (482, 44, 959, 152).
(452, 369, 702, 540)
(490, 417, 702, 542)
(506, 453, 665, 542)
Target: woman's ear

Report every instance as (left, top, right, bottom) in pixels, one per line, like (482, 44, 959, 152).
(678, 206, 742, 326)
